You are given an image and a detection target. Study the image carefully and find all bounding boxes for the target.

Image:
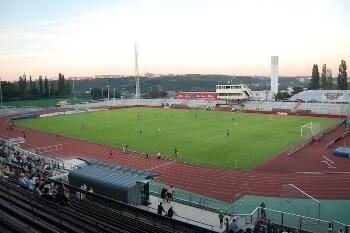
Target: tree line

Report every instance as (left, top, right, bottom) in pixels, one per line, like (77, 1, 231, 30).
(1, 73, 72, 101)
(309, 60, 347, 90)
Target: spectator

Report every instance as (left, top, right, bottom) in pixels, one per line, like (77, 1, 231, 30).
(267, 219, 274, 233)
(167, 206, 175, 218)
(26, 175, 36, 191)
(260, 202, 266, 219)
(160, 186, 167, 200)
(80, 184, 87, 199)
(18, 173, 28, 189)
(229, 218, 238, 233)
(56, 185, 68, 205)
(157, 202, 166, 215)
(218, 210, 224, 228)
(166, 185, 175, 203)
(34, 183, 42, 196)
(225, 218, 230, 233)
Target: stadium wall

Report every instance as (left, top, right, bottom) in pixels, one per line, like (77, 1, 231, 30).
(244, 110, 346, 119)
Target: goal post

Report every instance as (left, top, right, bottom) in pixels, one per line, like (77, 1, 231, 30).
(300, 122, 321, 137)
(300, 122, 313, 137)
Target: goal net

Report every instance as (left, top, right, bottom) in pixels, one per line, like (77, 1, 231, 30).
(300, 122, 320, 137)
(279, 184, 321, 219)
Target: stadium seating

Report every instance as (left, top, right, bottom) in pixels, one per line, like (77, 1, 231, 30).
(0, 143, 213, 233)
(297, 102, 345, 115)
(0, 176, 211, 233)
(244, 100, 350, 116)
(244, 101, 297, 112)
(0, 106, 42, 116)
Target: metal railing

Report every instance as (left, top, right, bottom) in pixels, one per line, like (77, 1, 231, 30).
(236, 207, 350, 233)
(48, 180, 217, 232)
(149, 181, 236, 214)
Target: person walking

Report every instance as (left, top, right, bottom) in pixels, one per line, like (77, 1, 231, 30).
(167, 206, 175, 218)
(218, 210, 224, 228)
(225, 218, 230, 233)
(229, 218, 238, 233)
(260, 202, 266, 219)
(157, 202, 166, 215)
(167, 185, 175, 203)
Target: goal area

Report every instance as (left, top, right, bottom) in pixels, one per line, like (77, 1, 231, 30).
(300, 122, 320, 137)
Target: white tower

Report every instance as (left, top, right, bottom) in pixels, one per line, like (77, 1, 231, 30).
(271, 56, 279, 95)
(134, 43, 140, 99)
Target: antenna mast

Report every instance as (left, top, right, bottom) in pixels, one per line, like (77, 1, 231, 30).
(134, 43, 140, 98)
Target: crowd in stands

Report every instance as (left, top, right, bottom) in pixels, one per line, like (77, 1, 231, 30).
(0, 144, 69, 205)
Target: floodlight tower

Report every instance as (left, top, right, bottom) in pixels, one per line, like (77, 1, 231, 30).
(271, 56, 279, 95)
(134, 43, 140, 99)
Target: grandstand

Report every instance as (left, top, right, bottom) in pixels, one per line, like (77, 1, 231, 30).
(244, 100, 349, 116)
(290, 90, 350, 103)
(0, 106, 43, 116)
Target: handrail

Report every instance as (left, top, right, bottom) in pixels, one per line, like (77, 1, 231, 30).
(50, 180, 216, 231)
(144, 204, 216, 229)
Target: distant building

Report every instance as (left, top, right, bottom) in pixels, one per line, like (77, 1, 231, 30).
(95, 75, 124, 79)
(271, 56, 279, 95)
(68, 77, 94, 80)
(185, 74, 201, 77)
(144, 72, 155, 78)
(176, 92, 217, 100)
(216, 84, 252, 101)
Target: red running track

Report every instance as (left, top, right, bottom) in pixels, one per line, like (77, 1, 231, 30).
(1, 114, 350, 202)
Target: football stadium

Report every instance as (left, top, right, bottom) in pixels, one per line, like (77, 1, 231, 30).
(1, 1, 350, 232)
(1, 90, 350, 233)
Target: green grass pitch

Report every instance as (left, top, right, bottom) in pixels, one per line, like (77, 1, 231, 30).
(16, 107, 340, 170)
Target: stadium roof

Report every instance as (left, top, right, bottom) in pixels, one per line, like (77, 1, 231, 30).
(69, 160, 158, 190)
(290, 90, 350, 102)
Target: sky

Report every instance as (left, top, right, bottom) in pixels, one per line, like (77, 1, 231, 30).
(0, 0, 349, 81)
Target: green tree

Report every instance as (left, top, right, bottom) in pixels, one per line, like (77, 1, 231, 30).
(1, 81, 20, 101)
(18, 76, 26, 93)
(321, 64, 327, 89)
(29, 75, 33, 91)
(275, 91, 291, 100)
(57, 73, 65, 95)
(337, 60, 348, 90)
(65, 79, 72, 95)
(29, 76, 38, 95)
(309, 64, 320, 89)
(38, 75, 43, 95)
(291, 86, 304, 96)
(44, 77, 49, 96)
(23, 74, 27, 91)
(50, 80, 55, 96)
(90, 88, 104, 99)
(326, 68, 333, 89)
